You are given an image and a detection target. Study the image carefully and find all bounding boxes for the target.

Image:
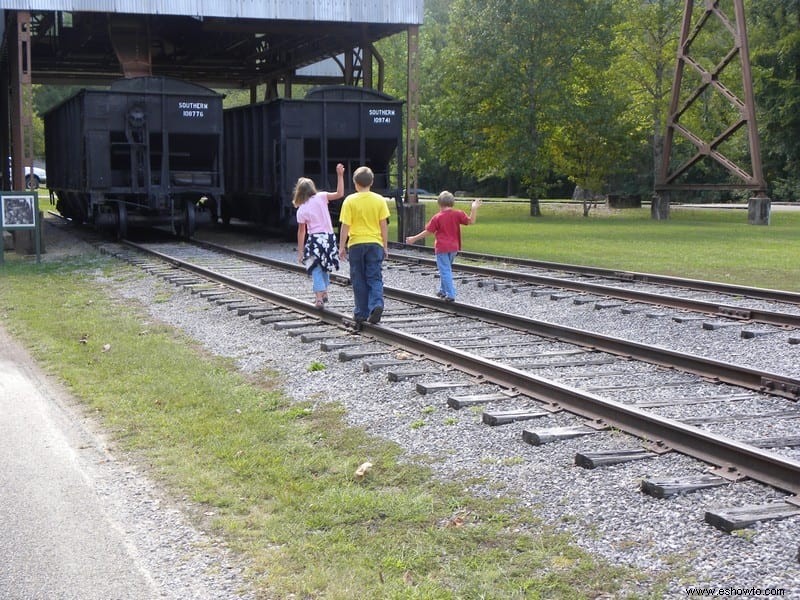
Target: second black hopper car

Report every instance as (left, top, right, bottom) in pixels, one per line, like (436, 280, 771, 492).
(44, 77, 224, 238)
(222, 86, 404, 235)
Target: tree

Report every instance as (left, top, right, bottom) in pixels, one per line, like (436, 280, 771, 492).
(749, 1, 800, 199)
(545, 1, 643, 215)
(426, 0, 623, 200)
(548, 69, 637, 215)
(610, 0, 683, 193)
(371, 0, 682, 199)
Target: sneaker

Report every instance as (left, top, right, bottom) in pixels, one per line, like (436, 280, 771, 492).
(436, 291, 445, 299)
(345, 317, 363, 331)
(367, 305, 383, 324)
(314, 299, 325, 310)
(444, 297, 455, 303)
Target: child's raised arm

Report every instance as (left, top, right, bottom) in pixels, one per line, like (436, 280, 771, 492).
(326, 163, 345, 202)
(468, 199, 482, 224)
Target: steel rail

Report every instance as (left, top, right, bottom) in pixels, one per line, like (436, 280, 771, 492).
(122, 239, 800, 496)
(391, 242, 800, 306)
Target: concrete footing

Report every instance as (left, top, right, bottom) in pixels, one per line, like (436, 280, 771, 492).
(399, 202, 427, 243)
(748, 196, 771, 225)
(651, 194, 670, 220)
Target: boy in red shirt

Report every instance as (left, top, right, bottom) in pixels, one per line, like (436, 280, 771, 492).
(405, 191, 481, 302)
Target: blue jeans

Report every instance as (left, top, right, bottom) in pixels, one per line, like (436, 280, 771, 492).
(310, 265, 330, 293)
(436, 251, 457, 299)
(348, 243, 384, 320)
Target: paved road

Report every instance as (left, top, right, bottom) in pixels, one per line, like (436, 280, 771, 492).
(0, 324, 251, 600)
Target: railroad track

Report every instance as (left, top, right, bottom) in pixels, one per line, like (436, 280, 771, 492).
(88, 233, 800, 534)
(389, 242, 800, 331)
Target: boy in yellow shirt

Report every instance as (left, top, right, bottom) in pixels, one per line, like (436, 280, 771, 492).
(338, 166, 390, 324)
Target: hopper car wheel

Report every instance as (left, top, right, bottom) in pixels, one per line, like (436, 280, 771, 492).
(25, 174, 39, 190)
(182, 202, 196, 238)
(115, 202, 128, 240)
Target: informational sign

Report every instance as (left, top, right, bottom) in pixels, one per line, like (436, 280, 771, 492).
(1, 192, 37, 229)
(1, 192, 41, 264)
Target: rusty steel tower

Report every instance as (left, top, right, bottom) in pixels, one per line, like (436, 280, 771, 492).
(655, 0, 769, 224)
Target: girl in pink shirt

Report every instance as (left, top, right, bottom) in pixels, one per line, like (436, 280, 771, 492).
(293, 163, 345, 308)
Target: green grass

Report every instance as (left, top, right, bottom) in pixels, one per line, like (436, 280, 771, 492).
(0, 256, 659, 599)
(391, 202, 800, 291)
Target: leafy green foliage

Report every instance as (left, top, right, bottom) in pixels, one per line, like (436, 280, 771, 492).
(384, 0, 795, 201)
(750, 1, 800, 198)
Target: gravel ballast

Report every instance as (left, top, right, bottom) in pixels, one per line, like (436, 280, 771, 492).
(30, 223, 800, 597)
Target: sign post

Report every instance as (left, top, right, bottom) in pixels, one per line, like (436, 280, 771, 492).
(1, 192, 40, 264)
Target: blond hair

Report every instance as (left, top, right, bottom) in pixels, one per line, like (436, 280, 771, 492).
(292, 177, 317, 208)
(353, 166, 374, 189)
(437, 190, 455, 207)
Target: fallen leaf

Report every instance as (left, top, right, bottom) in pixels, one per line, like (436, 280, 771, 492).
(354, 461, 373, 480)
(447, 515, 465, 528)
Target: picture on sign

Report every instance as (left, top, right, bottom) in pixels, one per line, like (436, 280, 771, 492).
(1, 194, 36, 229)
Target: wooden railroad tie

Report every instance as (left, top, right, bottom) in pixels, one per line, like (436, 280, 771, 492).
(740, 328, 781, 339)
(387, 369, 435, 382)
(362, 359, 412, 372)
(572, 295, 601, 305)
(619, 305, 648, 314)
(416, 381, 472, 395)
(594, 301, 624, 310)
(702, 320, 742, 330)
(339, 349, 389, 362)
(247, 310, 277, 320)
(186, 283, 222, 293)
(319, 340, 362, 351)
(522, 426, 598, 446)
(258, 312, 296, 324)
(640, 475, 729, 499)
(165, 276, 200, 285)
(672, 314, 707, 323)
(482, 408, 550, 426)
(287, 327, 328, 338)
(198, 290, 230, 299)
(705, 502, 800, 533)
(447, 392, 517, 410)
(574, 448, 657, 468)
(747, 435, 800, 449)
(215, 297, 248, 306)
(273, 319, 314, 330)
(299, 332, 335, 343)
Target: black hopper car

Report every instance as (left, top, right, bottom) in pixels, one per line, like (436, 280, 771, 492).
(44, 77, 224, 238)
(222, 86, 404, 236)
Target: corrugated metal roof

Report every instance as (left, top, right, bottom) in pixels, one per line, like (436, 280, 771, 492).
(0, 1, 424, 24)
